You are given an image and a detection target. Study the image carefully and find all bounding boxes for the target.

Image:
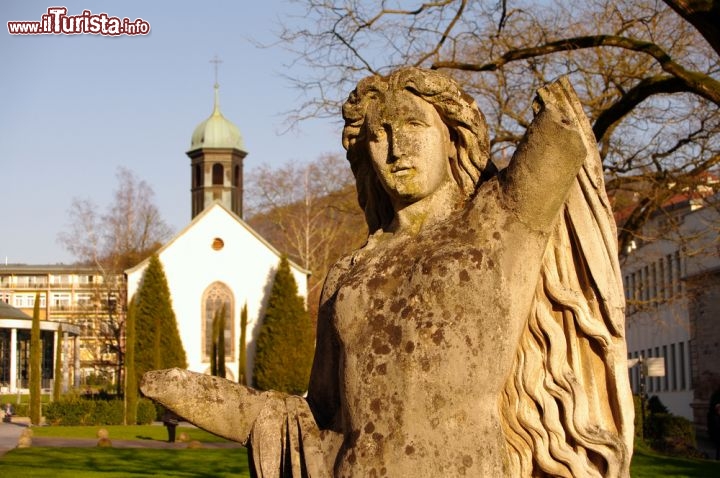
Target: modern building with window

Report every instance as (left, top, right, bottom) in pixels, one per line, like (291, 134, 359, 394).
(0, 264, 118, 386)
(622, 191, 719, 433)
(0, 294, 81, 393)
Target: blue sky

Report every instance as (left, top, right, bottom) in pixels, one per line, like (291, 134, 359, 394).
(0, 1, 343, 264)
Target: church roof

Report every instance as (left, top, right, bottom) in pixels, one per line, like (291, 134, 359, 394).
(189, 84, 245, 152)
(124, 201, 311, 277)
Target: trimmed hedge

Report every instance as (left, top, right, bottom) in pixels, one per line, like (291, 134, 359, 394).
(137, 399, 157, 425)
(635, 394, 703, 458)
(11, 403, 29, 417)
(44, 396, 157, 426)
(45, 396, 91, 425)
(646, 412, 701, 457)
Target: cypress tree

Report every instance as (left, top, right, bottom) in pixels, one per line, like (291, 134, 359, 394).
(125, 296, 138, 425)
(134, 255, 187, 387)
(210, 309, 218, 377)
(238, 303, 248, 385)
(210, 305, 227, 378)
(53, 324, 63, 402)
(253, 257, 314, 394)
(29, 291, 41, 425)
(217, 304, 226, 378)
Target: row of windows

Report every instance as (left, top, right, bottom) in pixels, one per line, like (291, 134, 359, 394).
(0, 274, 99, 288)
(1, 292, 107, 310)
(628, 341, 690, 394)
(623, 251, 683, 313)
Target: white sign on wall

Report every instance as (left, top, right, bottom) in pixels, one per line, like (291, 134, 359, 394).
(626, 357, 665, 377)
(645, 357, 666, 377)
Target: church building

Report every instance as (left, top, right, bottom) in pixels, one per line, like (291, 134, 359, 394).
(126, 83, 309, 381)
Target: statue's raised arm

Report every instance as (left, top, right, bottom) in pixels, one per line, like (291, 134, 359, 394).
(500, 77, 588, 233)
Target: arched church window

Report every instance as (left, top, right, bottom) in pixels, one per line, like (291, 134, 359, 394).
(233, 165, 240, 186)
(202, 282, 234, 361)
(212, 164, 223, 185)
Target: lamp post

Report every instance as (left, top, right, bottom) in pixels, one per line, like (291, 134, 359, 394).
(638, 357, 647, 439)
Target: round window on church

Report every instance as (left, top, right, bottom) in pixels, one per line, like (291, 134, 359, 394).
(212, 237, 225, 251)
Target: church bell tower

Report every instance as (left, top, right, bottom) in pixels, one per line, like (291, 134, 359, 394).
(187, 59, 247, 219)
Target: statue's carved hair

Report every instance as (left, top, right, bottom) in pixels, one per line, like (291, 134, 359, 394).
(341, 67, 493, 233)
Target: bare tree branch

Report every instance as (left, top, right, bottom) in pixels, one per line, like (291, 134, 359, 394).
(662, 0, 720, 56)
(593, 75, 687, 142)
(432, 34, 720, 105)
(414, 0, 468, 66)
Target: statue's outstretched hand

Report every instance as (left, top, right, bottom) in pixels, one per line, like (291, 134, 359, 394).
(141, 368, 280, 445)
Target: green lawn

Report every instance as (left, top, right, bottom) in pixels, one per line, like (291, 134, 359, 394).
(31, 424, 230, 443)
(0, 448, 250, 477)
(2, 426, 719, 477)
(1, 393, 51, 404)
(630, 442, 720, 477)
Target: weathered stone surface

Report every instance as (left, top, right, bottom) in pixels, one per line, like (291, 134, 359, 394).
(142, 68, 633, 477)
(96, 437, 112, 447)
(16, 431, 31, 449)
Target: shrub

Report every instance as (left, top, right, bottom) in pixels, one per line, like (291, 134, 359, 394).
(90, 400, 124, 425)
(45, 396, 92, 426)
(633, 394, 645, 440)
(12, 403, 29, 417)
(646, 413, 701, 457)
(639, 395, 701, 458)
(45, 396, 127, 426)
(136, 399, 157, 425)
(648, 395, 669, 414)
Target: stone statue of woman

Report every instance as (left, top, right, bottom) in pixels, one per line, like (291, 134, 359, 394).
(142, 68, 633, 477)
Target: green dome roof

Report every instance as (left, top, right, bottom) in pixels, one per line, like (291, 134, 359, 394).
(189, 85, 245, 151)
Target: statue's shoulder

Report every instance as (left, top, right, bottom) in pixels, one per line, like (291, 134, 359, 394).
(320, 253, 355, 300)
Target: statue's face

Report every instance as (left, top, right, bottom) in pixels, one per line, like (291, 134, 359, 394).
(366, 90, 454, 206)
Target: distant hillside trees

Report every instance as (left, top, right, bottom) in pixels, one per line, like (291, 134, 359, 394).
(246, 154, 366, 321)
(253, 257, 315, 394)
(133, 255, 187, 388)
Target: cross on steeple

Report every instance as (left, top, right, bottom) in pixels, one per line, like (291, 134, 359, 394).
(210, 55, 223, 87)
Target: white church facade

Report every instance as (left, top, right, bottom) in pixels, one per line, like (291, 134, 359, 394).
(126, 83, 309, 382)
